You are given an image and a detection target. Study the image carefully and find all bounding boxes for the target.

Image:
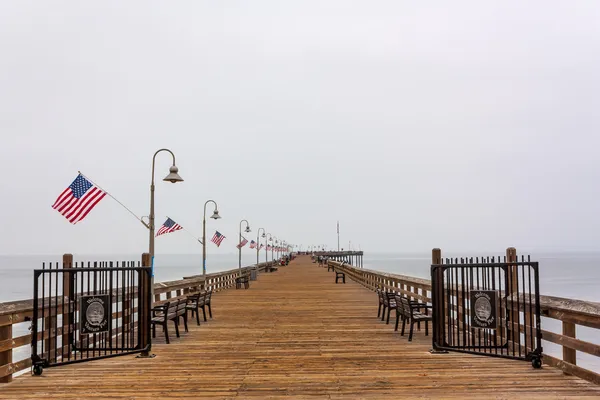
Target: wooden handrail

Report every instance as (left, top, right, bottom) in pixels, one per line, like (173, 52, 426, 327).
(327, 258, 600, 385)
(0, 260, 276, 382)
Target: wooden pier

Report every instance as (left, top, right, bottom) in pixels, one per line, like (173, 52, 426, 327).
(0, 255, 598, 399)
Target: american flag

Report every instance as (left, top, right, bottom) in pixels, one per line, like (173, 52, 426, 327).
(249, 240, 256, 249)
(52, 174, 106, 224)
(156, 217, 182, 237)
(236, 237, 248, 249)
(211, 231, 225, 247)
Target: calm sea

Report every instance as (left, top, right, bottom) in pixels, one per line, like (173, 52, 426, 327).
(1, 252, 598, 372)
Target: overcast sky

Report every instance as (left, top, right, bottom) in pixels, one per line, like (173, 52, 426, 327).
(0, 1, 599, 256)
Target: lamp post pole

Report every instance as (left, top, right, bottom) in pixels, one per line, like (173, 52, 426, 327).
(257, 228, 266, 265)
(273, 236, 278, 262)
(140, 148, 183, 357)
(265, 233, 272, 263)
(239, 220, 251, 276)
(202, 200, 220, 277)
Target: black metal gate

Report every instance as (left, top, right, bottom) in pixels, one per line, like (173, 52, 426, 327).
(31, 261, 152, 375)
(431, 255, 543, 368)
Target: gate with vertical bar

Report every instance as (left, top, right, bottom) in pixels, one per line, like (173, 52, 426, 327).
(31, 258, 152, 375)
(430, 254, 543, 368)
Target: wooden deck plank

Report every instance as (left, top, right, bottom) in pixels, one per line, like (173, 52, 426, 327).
(0, 256, 598, 399)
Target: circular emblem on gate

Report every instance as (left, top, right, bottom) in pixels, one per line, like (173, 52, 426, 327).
(86, 301, 105, 326)
(474, 296, 492, 321)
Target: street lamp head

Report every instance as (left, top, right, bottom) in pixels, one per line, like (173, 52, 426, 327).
(261, 233, 266, 238)
(163, 165, 183, 183)
(245, 226, 251, 233)
(210, 209, 221, 220)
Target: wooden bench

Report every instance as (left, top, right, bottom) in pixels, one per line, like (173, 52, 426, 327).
(335, 271, 345, 284)
(186, 292, 205, 325)
(381, 292, 397, 324)
(327, 264, 335, 272)
(376, 287, 385, 318)
(151, 298, 189, 344)
(201, 289, 213, 320)
(395, 296, 432, 341)
(236, 275, 250, 289)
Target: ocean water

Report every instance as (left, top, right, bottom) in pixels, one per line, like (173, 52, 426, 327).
(1, 251, 598, 372)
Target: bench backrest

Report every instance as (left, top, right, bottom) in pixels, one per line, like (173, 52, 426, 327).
(175, 298, 187, 316)
(166, 300, 180, 320)
(205, 290, 213, 303)
(399, 296, 412, 316)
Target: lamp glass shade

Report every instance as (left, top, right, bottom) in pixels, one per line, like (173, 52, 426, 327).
(244, 226, 251, 233)
(210, 210, 221, 219)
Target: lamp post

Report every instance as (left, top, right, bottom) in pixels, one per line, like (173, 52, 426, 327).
(257, 228, 266, 265)
(265, 233, 272, 263)
(202, 200, 221, 277)
(239, 220, 251, 276)
(273, 237, 279, 261)
(147, 149, 184, 260)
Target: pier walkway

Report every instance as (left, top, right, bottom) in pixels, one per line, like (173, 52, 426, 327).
(1, 256, 598, 399)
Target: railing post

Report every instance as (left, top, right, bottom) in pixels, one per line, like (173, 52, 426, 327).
(0, 319, 11, 383)
(562, 321, 576, 369)
(139, 253, 154, 358)
(431, 248, 446, 352)
(506, 247, 518, 349)
(62, 254, 73, 362)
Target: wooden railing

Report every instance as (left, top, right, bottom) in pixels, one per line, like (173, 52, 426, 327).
(328, 255, 600, 385)
(0, 259, 275, 383)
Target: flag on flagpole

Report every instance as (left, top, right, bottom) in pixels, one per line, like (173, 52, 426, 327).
(236, 237, 248, 249)
(52, 173, 106, 224)
(211, 231, 225, 247)
(156, 217, 183, 237)
(249, 240, 256, 249)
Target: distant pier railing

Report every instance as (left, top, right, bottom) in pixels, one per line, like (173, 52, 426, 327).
(0, 255, 276, 383)
(327, 249, 600, 385)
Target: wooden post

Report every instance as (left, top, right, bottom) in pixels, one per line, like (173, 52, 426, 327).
(61, 254, 73, 364)
(562, 322, 576, 369)
(0, 320, 11, 382)
(431, 248, 445, 352)
(506, 247, 518, 350)
(139, 253, 153, 357)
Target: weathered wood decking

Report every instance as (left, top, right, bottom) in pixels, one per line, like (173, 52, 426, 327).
(1, 256, 598, 399)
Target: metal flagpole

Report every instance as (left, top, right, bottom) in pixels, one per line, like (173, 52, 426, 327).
(79, 171, 146, 227)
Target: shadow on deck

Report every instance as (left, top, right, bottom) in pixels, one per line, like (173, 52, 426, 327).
(1, 256, 598, 399)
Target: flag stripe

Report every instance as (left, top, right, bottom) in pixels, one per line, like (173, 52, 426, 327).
(67, 187, 104, 223)
(72, 192, 106, 224)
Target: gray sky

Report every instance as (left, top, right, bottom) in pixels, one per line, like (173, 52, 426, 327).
(1, 1, 599, 255)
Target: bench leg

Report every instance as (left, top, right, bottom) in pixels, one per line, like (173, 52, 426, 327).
(183, 314, 189, 333)
(394, 313, 400, 331)
(409, 320, 414, 341)
(381, 305, 386, 321)
(164, 324, 170, 344)
(195, 308, 201, 325)
(377, 303, 382, 318)
(425, 320, 429, 336)
(343, 276, 345, 283)
(174, 320, 180, 338)
(401, 318, 406, 336)
(152, 324, 156, 338)
(386, 307, 391, 324)
(208, 304, 213, 319)
(202, 307, 208, 322)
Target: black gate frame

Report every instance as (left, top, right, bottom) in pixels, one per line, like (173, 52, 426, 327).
(31, 262, 152, 374)
(431, 257, 543, 368)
